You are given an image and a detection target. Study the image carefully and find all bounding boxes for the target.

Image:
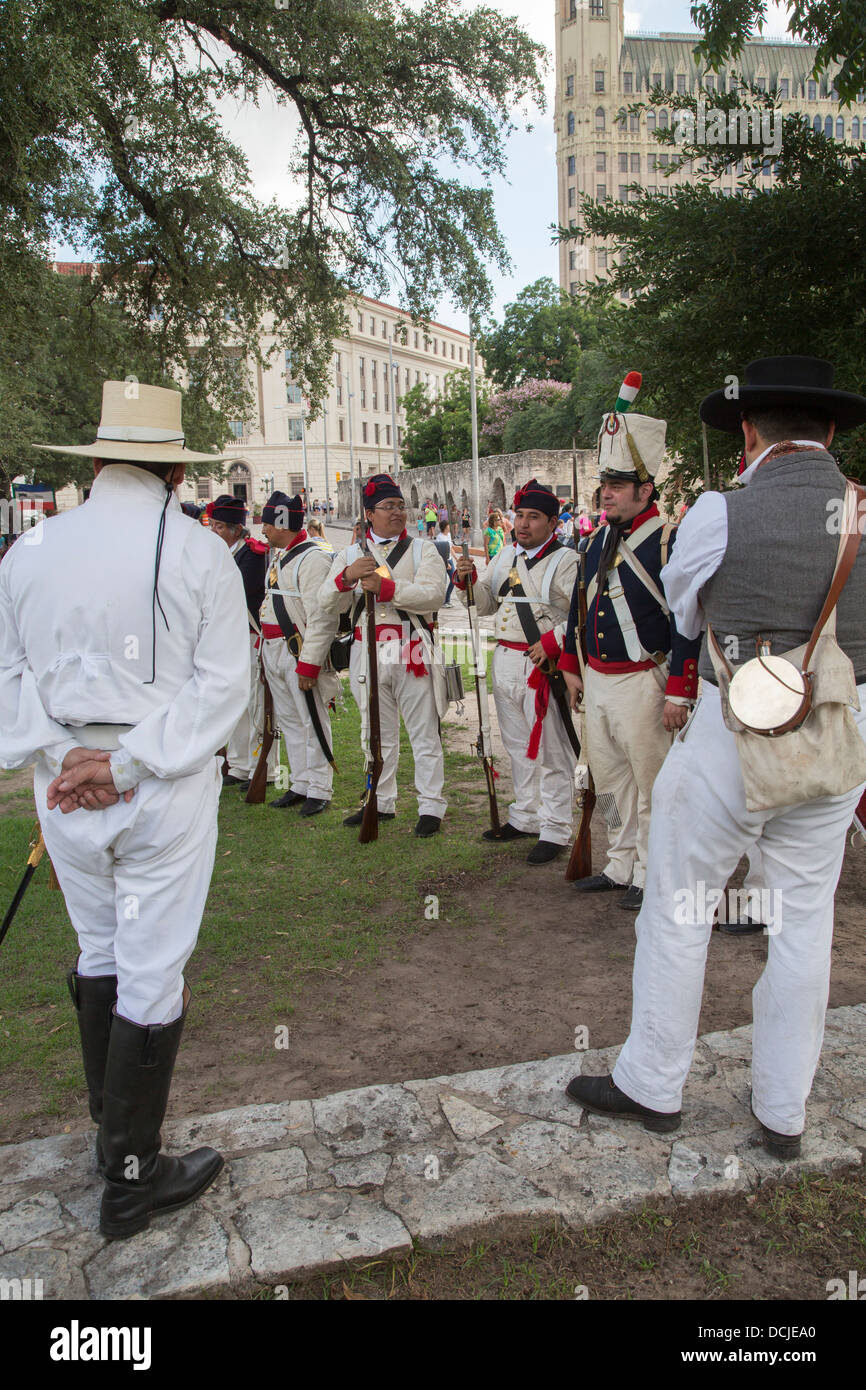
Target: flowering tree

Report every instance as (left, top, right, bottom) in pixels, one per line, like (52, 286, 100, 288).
(483, 379, 572, 450)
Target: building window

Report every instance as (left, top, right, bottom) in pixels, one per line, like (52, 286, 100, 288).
(567, 155, 576, 175)
(623, 72, 633, 95)
(853, 117, 861, 139)
(359, 356, 365, 377)
(362, 423, 368, 443)
(618, 151, 628, 172)
(595, 71, 605, 93)
(630, 152, 640, 173)
(823, 115, 833, 137)
(397, 426, 403, 446)
(368, 316, 374, 333)
(382, 320, 387, 338)
(652, 72, 661, 89)
(569, 250, 577, 270)
(756, 76, 766, 92)
(646, 110, 656, 132)
(618, 185, 629, 201)
(358, 313, 363, 330)
(813, 114, 822, 133)
(338, 418, 345, 441)
(647, 184, 657, 195)
(595, 106, 605, 131)
(414, 331, 419, 348)
(658, 153, 669, 169)
(568, 186, 576, 206)
(629, 112, 639, 132)
(567, 111, 575, 136)
(406, 368, 411, 388)
(374, 424, 380, 445)
(808, 80, 817, 100)
(336, 380, 342, 405)
(596, 151, 606, 171)
(229, 420, 244, 439)
(597, 250, 607, 269)
(596, 183, 606, 200)
(836, 116, 845, 138)
(569, 281, 578, 295)
(762, 158, 772, 176)
(284, 350, 303, 404)
(658, 109, 669, 129)
(566, 75, 574, 97)
(458, 346, 463, 362)
(569, 0, 577, 16)
(705, 74, 715, 93)
(287, 418, 303, 442)
(677, 74, 686, 94)
(590, 0, 604, 14)
(372, 392, 378, 410)
(779, 78, 789, 99)
(360, 388, 366, 408)
(386, 425, 391, 446)
(195, 477, 211, 501)
(451, 343, 455, 359)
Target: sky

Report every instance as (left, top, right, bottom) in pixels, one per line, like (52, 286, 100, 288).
(53, 1, 793, 334)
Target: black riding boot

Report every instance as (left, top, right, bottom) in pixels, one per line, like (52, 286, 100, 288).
(99, 990, 223, 1240)
(67, 968, 118, 1173)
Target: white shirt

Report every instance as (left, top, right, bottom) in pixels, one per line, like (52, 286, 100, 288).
(661, 442, 830, 640)
(0, 464, 251, 791)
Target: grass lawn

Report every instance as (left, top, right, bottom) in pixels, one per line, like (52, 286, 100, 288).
(0, 680, 516, 1127)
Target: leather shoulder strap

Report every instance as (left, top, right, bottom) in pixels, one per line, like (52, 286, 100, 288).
(803, 481, 865, 670)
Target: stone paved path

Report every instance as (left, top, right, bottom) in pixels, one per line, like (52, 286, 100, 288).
(2, 1007, 864, 1299)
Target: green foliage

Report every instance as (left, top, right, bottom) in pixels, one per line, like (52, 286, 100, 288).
(691, 1, 866, 105)
(401, 370, 490, 468)
(0, 0, 544, 488)
(478, 277, 618, 390)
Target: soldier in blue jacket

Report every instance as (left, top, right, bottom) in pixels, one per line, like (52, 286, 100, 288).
(560, 405, 701, 910)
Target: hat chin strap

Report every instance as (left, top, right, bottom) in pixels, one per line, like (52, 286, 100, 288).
(97, 426, 185, 444)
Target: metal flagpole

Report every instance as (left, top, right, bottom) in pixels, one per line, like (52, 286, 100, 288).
(469, 316, 481, 548)
(388, 333, 399, 475)
(301, 411, 310, 517)
(322, 406, 331, 523)
(346, 373, 357, 519)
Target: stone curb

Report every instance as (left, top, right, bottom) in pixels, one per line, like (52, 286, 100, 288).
(1, 1006, 864, 1300)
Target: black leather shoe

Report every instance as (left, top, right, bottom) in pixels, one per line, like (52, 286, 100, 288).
(99, 995, 223, 1240)
(482, 823, 533, 842)
(222, 774, 249, 787)
(343, 808, 396, 827)
(572, 872, 627, 893)
(269, 790, 306, 809)
(618, 885, 644, 912)
(414, 815, 442, 838)
(233, 780, 251, 794)
(565, 1074, 681, 1133)
(718, 917, 765, 936)
(526, 839, 564, 865)
(299, 798, 330, 818)
(750, 1100, 801, 1159)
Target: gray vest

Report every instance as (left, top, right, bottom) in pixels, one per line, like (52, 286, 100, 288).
(698, 450, 866, 685)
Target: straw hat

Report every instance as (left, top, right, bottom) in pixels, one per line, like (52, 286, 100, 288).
(33, 381, 228, 464)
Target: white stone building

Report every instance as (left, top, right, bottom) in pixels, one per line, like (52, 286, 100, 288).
(50, 279, 474, 517)
(555, 0, 866, 292)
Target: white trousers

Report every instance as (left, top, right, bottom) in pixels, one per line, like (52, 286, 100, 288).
(261, 638, 334, 799)
(584, 666, 673, 888)
(492, 645, 576, 845)
(612, 683, 866, 1135)
(349, 638, 446, 818)
(226, 635, 278, 782)
(34, 759, 221, 1025)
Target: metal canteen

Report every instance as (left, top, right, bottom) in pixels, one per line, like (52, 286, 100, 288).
(727, 643, 811, 736)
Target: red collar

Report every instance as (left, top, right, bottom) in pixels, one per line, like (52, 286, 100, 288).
(285, 528, 308, 551)
(245, 536, 269, 555)
(627, 504, 659, 535)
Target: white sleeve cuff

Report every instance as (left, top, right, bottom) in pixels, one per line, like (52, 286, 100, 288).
(110, 748, 152, 793)
(40, 737, 80, 778)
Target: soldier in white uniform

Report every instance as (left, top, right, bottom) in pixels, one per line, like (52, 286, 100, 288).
(454, 479, 579, 864)
(0, 382, 250, 1238)
(319, 473, 448, 837)
(258, 491, 340, 815)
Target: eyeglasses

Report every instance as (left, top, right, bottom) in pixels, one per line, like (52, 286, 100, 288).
(373, 502, 407, 513)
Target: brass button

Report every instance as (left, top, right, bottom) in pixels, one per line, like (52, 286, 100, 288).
(601, 654, 608, 661)
(597, 609, 605, 616)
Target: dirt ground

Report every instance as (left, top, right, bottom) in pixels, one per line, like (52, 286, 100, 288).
(166, 825, 866, 1124)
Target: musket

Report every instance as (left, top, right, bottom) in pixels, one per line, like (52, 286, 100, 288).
(462, 541, 500, 836)
(245, 671, 276, 804)
(1, 831, 47, 949)
(564, 542, 596, 881)
(358, 518, 383, 844)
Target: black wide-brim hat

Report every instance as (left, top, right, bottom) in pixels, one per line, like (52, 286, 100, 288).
(700, 356, 866, 434)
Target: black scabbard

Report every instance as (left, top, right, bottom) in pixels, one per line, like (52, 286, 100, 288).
(505, 564, 582, 759)
(0, 835, 47, 949)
